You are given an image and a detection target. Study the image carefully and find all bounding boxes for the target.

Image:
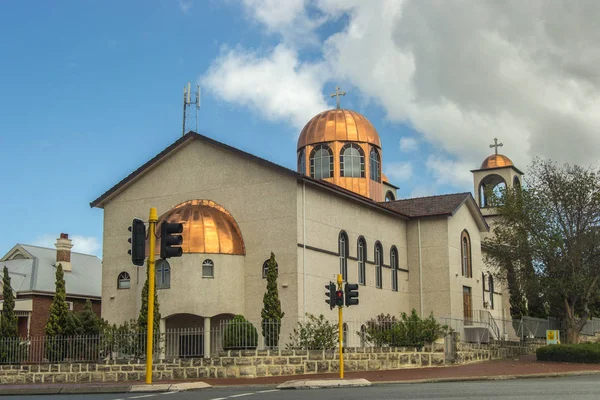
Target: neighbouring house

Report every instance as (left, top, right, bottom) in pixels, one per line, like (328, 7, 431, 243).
(0, 233, 102, 337)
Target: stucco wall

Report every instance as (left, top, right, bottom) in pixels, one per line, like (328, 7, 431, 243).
(296, 183, 409, 322)
(406, 217, 451, 318)
(100, 139, 298, 325)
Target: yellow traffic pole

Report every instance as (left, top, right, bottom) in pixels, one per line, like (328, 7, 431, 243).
(145, 207, 158, 384)
(337, 273, 344, 380)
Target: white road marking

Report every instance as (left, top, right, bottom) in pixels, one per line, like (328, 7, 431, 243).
(208, 398, 228, 400)
(228, 394, 254, 398)
(128, 395, 157, 399)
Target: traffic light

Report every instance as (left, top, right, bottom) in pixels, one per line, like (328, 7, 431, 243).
(325, 282, 336, 310)
(345, 283, 359, 307)
(160, 222, 183, 259)
(335, 290, 344, 307)
(128, 218, 146, 266)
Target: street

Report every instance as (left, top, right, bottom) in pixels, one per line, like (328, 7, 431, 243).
(4, 376, 600, 400)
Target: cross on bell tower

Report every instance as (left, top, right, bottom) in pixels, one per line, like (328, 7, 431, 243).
(489, 138, 503, 155)
(330, 87, 346, 109)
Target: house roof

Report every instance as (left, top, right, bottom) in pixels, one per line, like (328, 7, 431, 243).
(89, 131, 410, 220)
(382, 192, 489, 231)
(1, 244, 101, 298)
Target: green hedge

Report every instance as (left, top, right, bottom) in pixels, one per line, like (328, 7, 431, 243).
(536, 342, 600, 363)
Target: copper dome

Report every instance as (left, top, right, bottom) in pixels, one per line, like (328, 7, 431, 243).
(155, 200, 245, 255)
(297, 109, 381, 150)
(481, 154, 514, 169)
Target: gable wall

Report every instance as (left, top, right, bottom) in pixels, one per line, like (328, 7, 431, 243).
(101, 139, 298, 325)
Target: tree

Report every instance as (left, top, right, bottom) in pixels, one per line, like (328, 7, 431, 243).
(287, 314, 337, 350)
(484, 158, 600, 343)
(0, 266, 18, 338)
(45, 263, 80, 361)
(261, 252, 284, 348)
(45, 264, 74, 336)
(137, 265, 160, 334)
(77, 299, 102, 336)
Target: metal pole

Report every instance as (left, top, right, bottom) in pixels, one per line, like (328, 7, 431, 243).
(145, 207, 157, 384)
(337, 273, 344, 380)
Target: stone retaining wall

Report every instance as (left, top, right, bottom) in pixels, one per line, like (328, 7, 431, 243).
(0, 342, 538, 384)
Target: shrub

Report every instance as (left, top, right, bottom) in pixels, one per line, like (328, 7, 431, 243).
(287, 314, 337, 350)
(364, 310, 450, 347)
(223, 315, 258, 350)
(536, 342, 600, 363)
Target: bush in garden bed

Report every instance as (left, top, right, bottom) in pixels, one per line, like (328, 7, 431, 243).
(536, 342, 600, 363)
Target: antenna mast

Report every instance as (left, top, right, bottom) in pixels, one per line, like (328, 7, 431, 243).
(182, 82, 201, 136)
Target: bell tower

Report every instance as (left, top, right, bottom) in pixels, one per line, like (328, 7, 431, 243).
(471, 138, 523, 223)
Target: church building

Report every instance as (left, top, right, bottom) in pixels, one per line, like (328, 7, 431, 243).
(91, 105, 521, 355)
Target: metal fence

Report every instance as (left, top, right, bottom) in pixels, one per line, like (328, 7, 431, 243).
(3, 314, 598, 365)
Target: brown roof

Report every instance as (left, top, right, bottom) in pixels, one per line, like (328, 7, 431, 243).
(381, 193, 472, 218)
(89, 131, 409, 220)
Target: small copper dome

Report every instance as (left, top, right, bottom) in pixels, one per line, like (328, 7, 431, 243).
(481, 154, 514, 169)
(297, 109, 381, 150)
(155, 200, 245, 255)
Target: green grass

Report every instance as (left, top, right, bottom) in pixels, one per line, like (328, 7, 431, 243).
(536, 342, 600, 363)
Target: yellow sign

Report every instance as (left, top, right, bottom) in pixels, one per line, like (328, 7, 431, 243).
(546, 330, 560, 345)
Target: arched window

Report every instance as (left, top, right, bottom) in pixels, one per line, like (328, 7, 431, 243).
(262, 259, 279, 279)
(513, 176, 521, 189)
(489, 275, 495, 309)
(369, 148, 381, 182)
(156, 259, 170, 289)
(117, 272, 131, 289)
(202, 259, 214, 278)
(342, 323, 348, 347)
(391, 246, 399, 292)
(310, 144, 333, 179)
(297, 149, 306, 174)
(340, 143, 365, 178)
(482, 272, 486, 307)
(385, 191, 395, 202)
(339, 231, 348, 281)
(375, 242, 383, 288)
(461, 230, 472, 278)
(357, 237, 366, 285)
(360, 325, 367, 347)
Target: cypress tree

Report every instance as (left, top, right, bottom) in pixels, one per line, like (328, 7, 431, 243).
(0, 266, 18, 338)
(137, 265, 160, 333)
(78, 299, 101, 336)
(45, 263, 71, 337)
(261, 252, 284, 348)
(45, 263, 74, 361)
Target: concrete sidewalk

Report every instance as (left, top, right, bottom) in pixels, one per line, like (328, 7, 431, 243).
(2, 355, 600, 396)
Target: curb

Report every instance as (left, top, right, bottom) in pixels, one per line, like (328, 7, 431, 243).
(369, 370, 600, 385)
(0, 381, 211, 397)
(277, 378, 371, 390)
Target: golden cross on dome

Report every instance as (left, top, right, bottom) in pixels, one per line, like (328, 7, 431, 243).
(330, 86, 346, 109)
(489, 138, 503, 155)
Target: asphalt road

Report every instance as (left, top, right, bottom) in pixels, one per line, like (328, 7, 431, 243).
(5, 376, 600, 400)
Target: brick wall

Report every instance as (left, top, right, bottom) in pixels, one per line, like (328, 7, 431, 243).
(0, 342, 538, 384)
(23, 295, 101, 338)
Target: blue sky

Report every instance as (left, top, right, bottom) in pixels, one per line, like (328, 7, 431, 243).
(1, 1, 598, 256)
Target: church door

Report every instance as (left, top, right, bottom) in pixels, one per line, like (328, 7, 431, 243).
(463, 286, 473, 325)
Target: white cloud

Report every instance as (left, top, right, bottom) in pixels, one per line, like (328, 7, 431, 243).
(385, 161, 413, 182)
(426, 155, 473, 190)
(33, 234, 101, 257)
(399, 137, 418, 152)
(202, 45, 329, 129)
(179, 0, 192, 13)
(207, 0, 600, 193)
